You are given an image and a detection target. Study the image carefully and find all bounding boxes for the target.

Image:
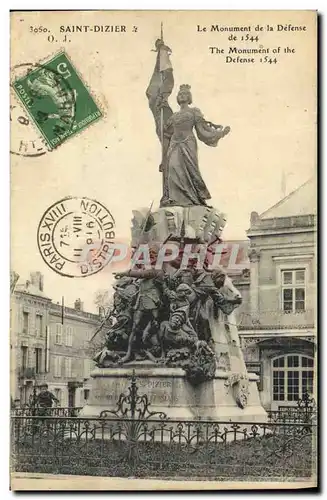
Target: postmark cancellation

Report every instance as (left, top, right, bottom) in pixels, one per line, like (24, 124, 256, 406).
(37, 197, 115, 278)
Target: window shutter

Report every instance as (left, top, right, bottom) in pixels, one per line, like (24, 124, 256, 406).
(54, 356, 62, 377)
(65, 357, 72, 377)
(30, 312, 35, 335)
(18, 304, 23, 333)
(55, 324, 63, 344)
(27, 348, 33, 368)
(84, 358, 89, 378)
(72, 358, 79, 378)
(54, 356, 59, 377)
(66, 326, 73, 347)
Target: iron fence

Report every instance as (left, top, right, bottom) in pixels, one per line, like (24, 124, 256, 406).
(11, 406, 83, 418)
(268, 394, 317, 424)
(11, 374, 317, 481)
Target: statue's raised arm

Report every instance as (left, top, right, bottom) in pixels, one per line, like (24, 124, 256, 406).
(193, 107, 231, 147)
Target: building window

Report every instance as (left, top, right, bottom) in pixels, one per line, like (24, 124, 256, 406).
(21, 346, 28, 369)
(54, 356, 62, 378)
(22, 312, 29, 334)
(84, 389, 90, 401)
(35, 348, 42, 374)
(54, 388, 62, 405)
(84, 358, 90, 378)
(65, 326, 73, 347)
(281, 269, 306, 313)
(35, 314, 43, 336)
(65, 357, 72, 378)
(272, 354, 314, 402)
(55, 323, 63, 344)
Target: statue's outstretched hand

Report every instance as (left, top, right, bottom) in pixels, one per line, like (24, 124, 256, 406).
(222, 126, 231, 137)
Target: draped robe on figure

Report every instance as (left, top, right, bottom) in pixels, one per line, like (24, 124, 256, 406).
(146, 43, 227, 207)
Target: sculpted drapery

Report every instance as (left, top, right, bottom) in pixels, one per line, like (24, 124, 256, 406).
(146, 40, 230, 208)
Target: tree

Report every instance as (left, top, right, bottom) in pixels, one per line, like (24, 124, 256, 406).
(87, 290, 114, 359)
(94, 289, 113, 319)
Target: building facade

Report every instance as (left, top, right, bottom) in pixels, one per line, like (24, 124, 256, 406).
(238, 179, 317, 410)
(10, 272, 100, 407)
(11, 272, 52, 406)
(48, 299, 99, 408)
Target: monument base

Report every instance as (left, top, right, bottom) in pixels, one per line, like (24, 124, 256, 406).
(80, 363, 267, 422)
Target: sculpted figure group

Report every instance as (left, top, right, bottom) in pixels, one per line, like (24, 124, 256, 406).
(94, 37, 239, 385)
(94, 249, 242, 385)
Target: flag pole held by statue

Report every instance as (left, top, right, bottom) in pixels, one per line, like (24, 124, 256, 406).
(146, 24, 174, 201)
(160, 22, 165, 193)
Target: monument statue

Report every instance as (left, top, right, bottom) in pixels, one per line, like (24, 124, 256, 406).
(93, 30, 242, 383)
(146, 38, 230, 207)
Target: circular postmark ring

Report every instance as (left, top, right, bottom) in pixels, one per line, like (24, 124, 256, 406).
(37, 197, 116, 278)
(10, 61, 77, 157)
(11, 63, 48, 157)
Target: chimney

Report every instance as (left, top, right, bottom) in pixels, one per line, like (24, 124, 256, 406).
(74, 298, 83, 311)
(250, 211, 260, 226)
(30, 272, 44, 292)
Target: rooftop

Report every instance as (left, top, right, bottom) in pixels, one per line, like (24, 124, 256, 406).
(247, 178, 316, 235)
(50, 302, 100, 321)
(15, 283, 51, 301)
(13, 272, 99, 320)
(259, 178, 316, 220)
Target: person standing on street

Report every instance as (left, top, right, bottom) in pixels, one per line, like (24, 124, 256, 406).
(35, 384, 59, 416)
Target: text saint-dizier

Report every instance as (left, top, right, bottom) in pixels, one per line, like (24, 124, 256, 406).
(59, 25, 127, 33)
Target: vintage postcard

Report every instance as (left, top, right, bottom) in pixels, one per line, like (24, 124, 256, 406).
(10, 10, 317, 490)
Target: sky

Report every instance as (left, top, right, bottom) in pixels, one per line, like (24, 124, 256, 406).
(10, 10, 316, 312)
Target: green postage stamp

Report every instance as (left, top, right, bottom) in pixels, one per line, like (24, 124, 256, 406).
(12, 51, 102, 150)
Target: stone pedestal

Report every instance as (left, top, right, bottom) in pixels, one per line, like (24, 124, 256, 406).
(131, 205, 227, 247)
(80, 363, 267, 422)
(87, 204, 268, 425)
